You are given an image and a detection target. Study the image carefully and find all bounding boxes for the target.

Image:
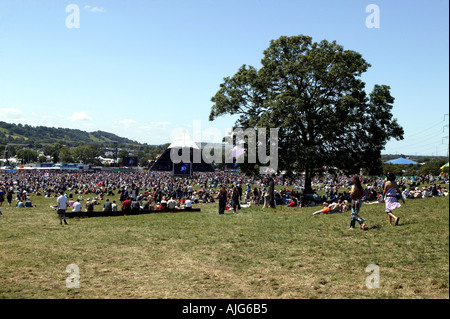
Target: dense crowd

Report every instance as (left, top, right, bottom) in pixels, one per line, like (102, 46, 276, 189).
(0, 170, 448, 211)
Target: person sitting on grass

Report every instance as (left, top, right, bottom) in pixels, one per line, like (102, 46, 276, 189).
(287, 198, 298, 207)
(184, 197, 193, 210)
(72, 199, 82, 212)
(335, 199, 347, 212)
(148, 199, 155, 210)
(91, 197, 98, 206)
(167, 197, 177, 210)
(122, 197, 132, 212)
(160, 197, 168, 209)
(24, 198, 34, 207)
(85, 199, 94, 213)
(131, 198, 140, 212)
(103, 198, 112, 212)
(141, 197, 150, 210)
(156, 202, 165, 211)
(15, 200, 25, 208)
(111, 200, 118, 212)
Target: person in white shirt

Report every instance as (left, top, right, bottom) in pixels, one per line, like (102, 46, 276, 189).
(402, 188, 410, 200)
(57, 192, 69, 225)
(422, 187, 429, 198)
(184, 198, 192, 210)
(112, 200, 118, 211)
(167, 197, 177, 210)
(72, 199, 82, 213)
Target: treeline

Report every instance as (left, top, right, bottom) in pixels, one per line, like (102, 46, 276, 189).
(0, 121, 173, 167)
(381, 154, 447, 163)
(0, 121, 139, 147)
(382, 160, 449, 177)
(0, 142, 171, 167)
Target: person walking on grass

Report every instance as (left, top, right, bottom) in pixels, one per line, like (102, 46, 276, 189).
(7, 190, 13, 206)
(57, 192, 69, 225)
(349, 175, 368, 231)
(382, 172, 405, 226)
(218, 185, 227, 215)
(0, 188, 4, 206)
(231, 186, 240, 213)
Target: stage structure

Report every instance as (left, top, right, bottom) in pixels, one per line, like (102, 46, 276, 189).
(150, 131, 214, 176)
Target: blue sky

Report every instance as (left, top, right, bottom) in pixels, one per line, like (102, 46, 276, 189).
(0, 0, 448, 156)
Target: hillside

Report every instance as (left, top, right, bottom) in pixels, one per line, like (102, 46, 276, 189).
(0, 121, 141, 147)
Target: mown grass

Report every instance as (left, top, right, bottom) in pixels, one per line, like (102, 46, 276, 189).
(0, 193, 448, 299)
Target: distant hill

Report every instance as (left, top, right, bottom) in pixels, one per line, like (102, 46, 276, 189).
(0, 121, 141, 147)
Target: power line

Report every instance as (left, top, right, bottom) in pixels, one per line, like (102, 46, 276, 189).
(392, 132, 445, 149)
(385, 115, 449, 156)
(402, 120, 445, 139)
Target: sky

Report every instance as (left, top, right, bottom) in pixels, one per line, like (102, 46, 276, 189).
(0, 0, 448, 156)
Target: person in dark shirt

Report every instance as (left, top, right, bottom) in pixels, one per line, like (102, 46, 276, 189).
(85, 199, 94, 212)
(7, 191, 13, 206)
(103, 198, 112, 212)
(218, 186, 227, 215)
(141, 197, 150, 210)
(0, 189, 4, 206)
(131, 199, 140, 212)
(24, 199, 33, 207)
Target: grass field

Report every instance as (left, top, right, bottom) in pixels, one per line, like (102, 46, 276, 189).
(0, 191, 448, 299)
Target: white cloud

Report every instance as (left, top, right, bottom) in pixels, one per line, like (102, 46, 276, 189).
(149, 121, 172, 127)
(42, 114, 64, 120)
(120, 119, 137, 127)
(0, 108, 24, 119)
(84, 5, 106, 13)
(67, 112, 93, 122)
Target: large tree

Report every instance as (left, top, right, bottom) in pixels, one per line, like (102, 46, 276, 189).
(16, 149, 38, 164)
(209, 35, 404, 192)
(72, 145, 103, 164)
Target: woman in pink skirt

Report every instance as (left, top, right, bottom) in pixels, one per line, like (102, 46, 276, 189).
(382, 172, 405, 226)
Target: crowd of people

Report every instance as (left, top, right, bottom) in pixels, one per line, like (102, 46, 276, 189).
(0, 170, 448, 220)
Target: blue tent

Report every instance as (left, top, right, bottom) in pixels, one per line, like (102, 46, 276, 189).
(385, 157, 418, 165)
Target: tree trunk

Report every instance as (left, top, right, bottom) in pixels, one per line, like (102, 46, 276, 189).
(304, 168, 313, 194)
(268, 178, 275, 208)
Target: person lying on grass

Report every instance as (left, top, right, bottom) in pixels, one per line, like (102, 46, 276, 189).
(311, 200, 346, 216)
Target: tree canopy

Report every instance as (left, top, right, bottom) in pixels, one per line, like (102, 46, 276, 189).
(210, 35, 404, 192)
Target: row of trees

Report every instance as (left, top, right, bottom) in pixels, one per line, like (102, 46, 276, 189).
(1, 142, 170, 166)
(383, 160, 449, 177)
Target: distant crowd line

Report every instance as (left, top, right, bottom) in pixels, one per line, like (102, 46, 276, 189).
(0, 170, 448, 215)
